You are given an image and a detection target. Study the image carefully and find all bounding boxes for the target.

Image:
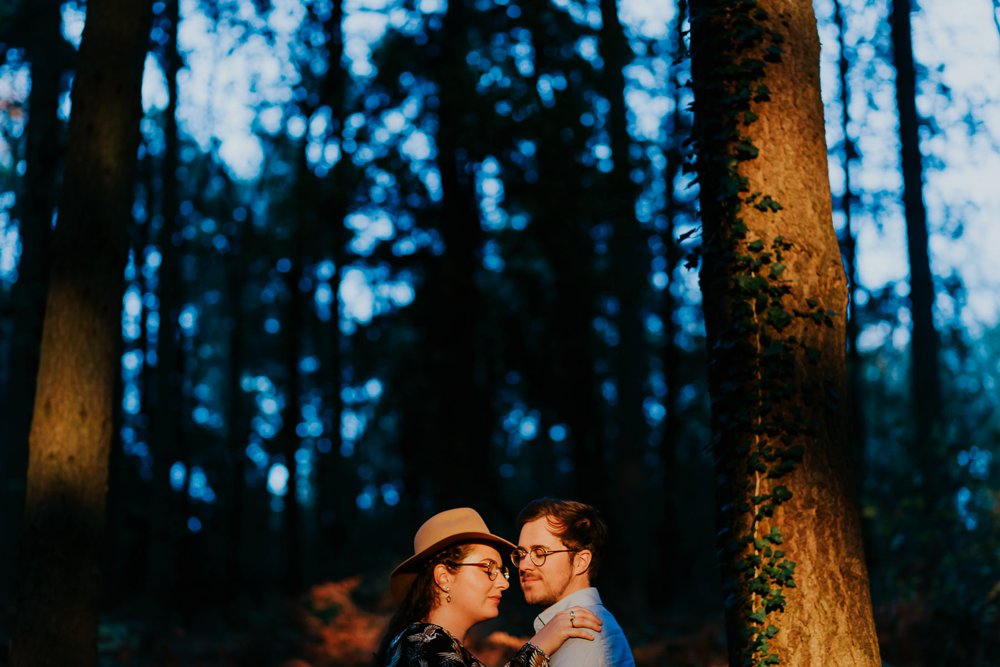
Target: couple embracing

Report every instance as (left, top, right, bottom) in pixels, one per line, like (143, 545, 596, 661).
(374, 498, 635, 667)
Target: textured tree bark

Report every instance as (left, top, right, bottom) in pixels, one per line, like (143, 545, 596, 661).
(10, 0, 152, 664)
(690, 0, 881, 665)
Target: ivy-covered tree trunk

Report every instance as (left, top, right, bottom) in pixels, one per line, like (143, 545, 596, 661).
(10, 0, 151, 663)
(689, 1, 881, 665)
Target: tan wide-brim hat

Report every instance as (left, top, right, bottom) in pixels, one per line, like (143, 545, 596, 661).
(390, 507, 516, 602)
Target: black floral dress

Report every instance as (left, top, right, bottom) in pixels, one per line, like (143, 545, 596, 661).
(384, 622, 549, 667)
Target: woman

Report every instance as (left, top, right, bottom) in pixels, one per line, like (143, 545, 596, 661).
(374, 507, 602, 666)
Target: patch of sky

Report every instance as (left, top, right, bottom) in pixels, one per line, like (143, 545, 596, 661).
(601, 379, 618, 405)
(346, 210, 395, 256)
(342, 410, 365, 442)
(122, 287, 143, 341)
(122, 385, 142, 416)
(189, 466, 216, 502)
(401, 130, 433, 161)
(267, 462, 289, 497)
(178, 304, 199, 335)
(356, 484, 376, 510)
(958, 447, 992, 480)
(60, 2, 85, 47)
(170, 462, 187, 491)
(0, 214, 19, 286)
(482, 240, 504, 273)
(382, 482, 400, 506)
(246, 440, 269, 469)
(643, 397, 666, 425)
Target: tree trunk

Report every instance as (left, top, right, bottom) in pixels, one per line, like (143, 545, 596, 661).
(889, 0, 942, 517)
(146, 0, 185, 612)
(426, 0, 497, 508)
(689, 1, 880, 665)
(10, 0, 151, 663)
(598, 0, 649, 615)
(832, 0, 866, 478)
(0, 0, 67, 608)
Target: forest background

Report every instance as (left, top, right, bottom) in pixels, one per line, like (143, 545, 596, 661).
(0, 0, 999, 665)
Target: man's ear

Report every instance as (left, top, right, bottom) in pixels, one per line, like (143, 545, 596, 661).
(573, 549, 592, 576)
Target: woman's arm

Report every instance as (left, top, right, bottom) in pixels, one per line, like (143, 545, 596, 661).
(506, 606, 604, 666)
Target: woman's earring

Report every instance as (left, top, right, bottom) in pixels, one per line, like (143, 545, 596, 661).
(445, 587, 452, 603)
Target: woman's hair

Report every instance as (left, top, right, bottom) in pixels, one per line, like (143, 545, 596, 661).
(373, 543, 472, 665)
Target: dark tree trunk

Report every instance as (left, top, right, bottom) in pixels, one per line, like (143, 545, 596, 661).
(0, 0, 67, 607)
(689, 0, 880, 664)
(598, 0, 649, 614)
(10, 0, 152, 663)
(146, 0, 185, 612)
(832, 0, 866, 475)
(311, 0, 351, 577)
(655, 0, 688, 606)
(425, 0, 497, 508)
(278, 226, 305, 595)
(889, 0, 942, 515)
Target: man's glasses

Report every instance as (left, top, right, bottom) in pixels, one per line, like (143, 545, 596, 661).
(510, 546, 580, 568)
(446, 560, 510, 581)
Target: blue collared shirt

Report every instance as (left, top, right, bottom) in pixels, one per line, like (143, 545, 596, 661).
(533, 587, 635, 667)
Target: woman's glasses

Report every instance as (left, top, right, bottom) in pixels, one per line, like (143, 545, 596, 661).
(510, 546, 580, 568)
(446, 560, 510, 581)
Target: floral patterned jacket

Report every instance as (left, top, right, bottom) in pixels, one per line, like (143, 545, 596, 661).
(385, 622, 549, 667)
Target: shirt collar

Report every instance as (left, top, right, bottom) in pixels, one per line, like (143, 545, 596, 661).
(535, 587, 603, 626)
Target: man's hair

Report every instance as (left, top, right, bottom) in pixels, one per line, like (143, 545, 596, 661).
(516, 498, 608, 581)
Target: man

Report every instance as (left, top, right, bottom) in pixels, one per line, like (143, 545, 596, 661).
(513, 498, 635, 666)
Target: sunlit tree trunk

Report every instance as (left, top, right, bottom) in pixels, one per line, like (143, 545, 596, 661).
(689, 0, 880, 664)
(10, 0, 152, 663)
(889, 0, 942, 520)
(0, 0, 67, 607)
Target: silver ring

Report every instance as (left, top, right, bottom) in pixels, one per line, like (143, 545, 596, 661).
(569, 609, 576, 627)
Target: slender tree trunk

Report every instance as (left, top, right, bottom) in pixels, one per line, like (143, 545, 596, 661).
(690, 1, 880, 665)
(0, 0, 67, 606)
(832, 0, 866, 475)
(428, 0, 497, 508)
(655, 0, 688, 605)
(598, 0, 649, 614)
(10, 0, 151, 663)
(889, 0, 942, 515)
(311, 0, 351, 577)
(279, 226, 305, 596)
(146, 0, 185, 612)
(224, 233, 249, 604)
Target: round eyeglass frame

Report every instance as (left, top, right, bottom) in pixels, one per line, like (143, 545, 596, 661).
(445, 560, 510, 581)
(509, 546, 580, 569)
